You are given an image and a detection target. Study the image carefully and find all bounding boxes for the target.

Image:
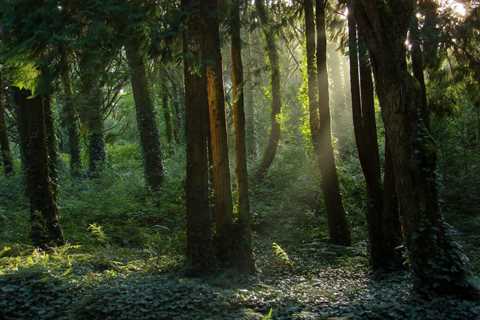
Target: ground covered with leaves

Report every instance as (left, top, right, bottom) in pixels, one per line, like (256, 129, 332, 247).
(1, 146, 479, 320)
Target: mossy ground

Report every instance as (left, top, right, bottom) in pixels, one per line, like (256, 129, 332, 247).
(0, 145, 479, 320)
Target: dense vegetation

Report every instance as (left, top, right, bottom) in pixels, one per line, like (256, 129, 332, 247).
(0, 0, 479, 319)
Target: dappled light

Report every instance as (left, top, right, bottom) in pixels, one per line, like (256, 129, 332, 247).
(0, 0, 479, 319)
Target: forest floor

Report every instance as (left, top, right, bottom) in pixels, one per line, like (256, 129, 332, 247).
(0, 150, 479, 320)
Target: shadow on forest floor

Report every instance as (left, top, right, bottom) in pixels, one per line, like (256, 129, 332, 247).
(1, 217, 479, 320)
(1, 163, 480, 319)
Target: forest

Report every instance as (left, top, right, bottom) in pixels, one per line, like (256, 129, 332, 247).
(0, 0, 479, 319)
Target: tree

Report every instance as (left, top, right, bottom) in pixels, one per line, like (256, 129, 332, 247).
(59, 49, 82, 176)
(78, 51, 108, 176)
(202, 0, 235, 264)
(162, 93, 173, 146)
(353, 0, 479, 297)
(0, 75, 14, 176)
(182, 0, 215, 273)
(44, 95, 59, 197)
(13, 87, 64, 248)
(314, 0, 351, 245)
(125, 31, 164, 191)
(254, 0, 282, 182)
(347, 11, 401, 269)
(231, 0, 255, 273)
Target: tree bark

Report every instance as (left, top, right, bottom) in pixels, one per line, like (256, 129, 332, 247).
(13, 89, 28, 172)
(182, 0, 215, 273)
(315, 0, 351, 246)
(410, 17, 430, 127)
(0, 78, 14, 176)
(13, 88, 64, 248)
(254, 0, 281, 182)
(244, 4, 257, 160)
(162, 93, 173, 145)
(125, 35, 164, 191)
(43, 96, 58, 197)
(348, 12, 401, 270)
(203, 0, 235, 264)
(231, 0, 255, 273)
(60, 51, 82, 176)
(354, 0, 479, 297)
(79, 54, 107, 176)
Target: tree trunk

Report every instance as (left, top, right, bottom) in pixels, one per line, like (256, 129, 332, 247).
(79, 55, 106, 176)
(348, 13, 401, 270)
(410, 17, 430, 127)
(125, 35, 164, 191)
(171, 95, 181, 144)
(254, 0, 281, 182)
(231, 0, 255, 273)
(182, 0, 215, 273)
(13, 89, 28, 172)
(315, 0, 351, 246)
(162, 93, 173, 145)
(60, 51, 82, 176)
(203, 0, 235, 264)
(244, 11, 257, 161)
(354, 0, 479, 297)
(383, 139, 403, 254)
(13, 88, 64, 248)
(0, 79, 14, 176)
(43, 96, 58, 197)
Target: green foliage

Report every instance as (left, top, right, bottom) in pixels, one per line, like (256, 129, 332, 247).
(261, 308, 273, 320)
(272, 242, 293, 268)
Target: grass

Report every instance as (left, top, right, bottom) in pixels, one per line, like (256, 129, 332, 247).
(0, 143, 479, 319)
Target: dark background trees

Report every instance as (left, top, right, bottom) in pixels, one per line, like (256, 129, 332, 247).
(0, 0, 479, 318)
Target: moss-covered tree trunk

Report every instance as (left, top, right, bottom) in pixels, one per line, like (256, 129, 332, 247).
(244, 1, 257, 161)
(348, 12, 402, 270)
(79, 54, 107, 176)
(125, 35, 164, 191)
(315, 0, 351, 246)
(162, 94, 173, 146)
(43, 96, 58, 196)
(13, 88, 28, 172)
(60, 51, 82, 176)
(182, 0, 215, 274)
(0, 78, 14, 176)
(354, 0, 479, 297)
(254, 0, 281, 182)
(231, 0, 255, 273)
(13, 87, 64, 248)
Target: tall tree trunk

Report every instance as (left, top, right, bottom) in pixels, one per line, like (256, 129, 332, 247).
(203, 0, 235, 264)
(254, 0, 281, 182)
(171, 95, 181, 144)
(60, 51, 82, 176)
(304, 0, 320, 159)
(348, 13, 401, 270)
(315, 0, 351, 245)
(13, 88, 64, 248)
(43, 96, 58, 197)
(354, 0, 479, 297)
(244, 9, 257, 161)
(383, 139, 403, 254)
(79, 55, 106, 176)
(125, 35, 164, 191)
(231, 0, 255, 273)
(13, 89, 28, 172)
(410, 17, 430, 127)
(182, 0, 215, 273)
(0, 78, 14, 176)
(162, 93, 173, 145)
